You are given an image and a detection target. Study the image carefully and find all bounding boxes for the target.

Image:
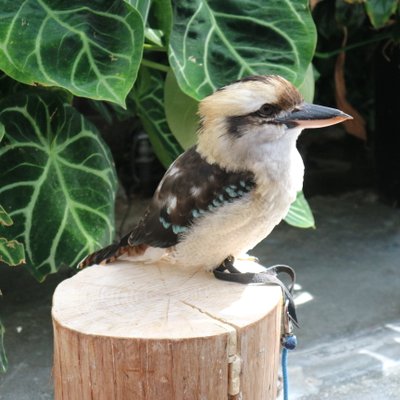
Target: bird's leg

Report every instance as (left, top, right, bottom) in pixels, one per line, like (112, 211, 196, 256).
(215, 255, 241, 273)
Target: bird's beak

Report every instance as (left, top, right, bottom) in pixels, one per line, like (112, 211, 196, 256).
(275, 103, 352, 129)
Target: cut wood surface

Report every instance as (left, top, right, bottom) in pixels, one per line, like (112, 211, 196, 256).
(52, 261, 283, 400)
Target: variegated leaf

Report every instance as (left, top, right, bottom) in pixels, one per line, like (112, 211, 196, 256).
(0, 121, 26, 266)
(125, 0, 151, 23)
(0, 1, 143, 107)
(169, 0, 317, 100)
(131, 68, 183, 168)
(0, 205, 12, 227)
(0, 91, 117, 281)
(284, 192, 315, 229)
(0, 238, 25, 266)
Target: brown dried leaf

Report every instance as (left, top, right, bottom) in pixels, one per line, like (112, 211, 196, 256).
(334, 51, 367, 140)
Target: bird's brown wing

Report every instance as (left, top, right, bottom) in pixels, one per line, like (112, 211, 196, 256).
(78, 147, 255, 268)
(128, 146, 255, 248)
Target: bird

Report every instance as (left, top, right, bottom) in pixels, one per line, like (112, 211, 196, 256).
(79, 75, 351, 272)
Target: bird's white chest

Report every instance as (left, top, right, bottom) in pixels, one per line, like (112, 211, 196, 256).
(172, 150, 304, 270)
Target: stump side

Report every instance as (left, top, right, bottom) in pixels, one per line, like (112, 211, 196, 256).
(53, 319, 231, 400)
(236, 304, 282, 399)
(52, 262, 282, 400)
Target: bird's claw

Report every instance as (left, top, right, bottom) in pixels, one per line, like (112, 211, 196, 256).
(217, 255, 240, 273)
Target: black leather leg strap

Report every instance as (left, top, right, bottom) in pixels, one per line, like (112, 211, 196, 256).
(214, 260, 298, 327)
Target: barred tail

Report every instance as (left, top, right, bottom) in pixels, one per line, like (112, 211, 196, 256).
(77, 234, 147, 269)
(78, 242, 126, 269)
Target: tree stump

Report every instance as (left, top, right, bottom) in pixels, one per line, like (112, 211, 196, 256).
(52, 261, 283, 400)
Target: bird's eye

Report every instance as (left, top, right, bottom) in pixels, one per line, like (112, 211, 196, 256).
(257, 104, 277, 118)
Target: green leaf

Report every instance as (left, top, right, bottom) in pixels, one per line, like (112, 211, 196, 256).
(169, 0, 317, 100)
(0, 1, 144, 107)
(0, 204, 26, 267)
(164, 71, 199, 150)
(0, 73, 24, 98)
(335, 1, 367, 31)
(298, 64, 315, 103)
(0, 91, 117, 281)
(0, 205, 13, 227)
(131, 68, 184, 168)
(0, 319, 7, 373)
(86, 100, 115, 125)
(0, 238, 25, 266)
(145, 28, 165, 47)
(0, 121, 26, 267)
(284, 192, 315, 229)
(0, 121, 4, 142)
(365, 0, 398, 28)
(125, 0, 151, 23)
(151, 0, 173, 44)
(126, 0, 170, 47)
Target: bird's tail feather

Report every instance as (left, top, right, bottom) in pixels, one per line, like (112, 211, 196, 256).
(77, 234, 147, 269)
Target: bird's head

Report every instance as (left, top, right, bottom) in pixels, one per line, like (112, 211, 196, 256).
(196, 75, 352, 172)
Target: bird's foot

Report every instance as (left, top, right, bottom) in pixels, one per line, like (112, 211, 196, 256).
(215, 255, 240, 273)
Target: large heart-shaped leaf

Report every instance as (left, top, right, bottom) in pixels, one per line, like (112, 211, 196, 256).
(0, 1, 144, 107)
(130, 68, 183, 168)
(0, 91, 117, 281)
(169, 0, 317, 100)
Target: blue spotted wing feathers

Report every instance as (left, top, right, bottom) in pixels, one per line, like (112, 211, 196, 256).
(128, 147, 255, 248)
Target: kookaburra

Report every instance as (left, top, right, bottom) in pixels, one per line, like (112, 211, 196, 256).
(79, 75, 351, 271)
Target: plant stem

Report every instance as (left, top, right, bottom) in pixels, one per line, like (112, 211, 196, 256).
(314, 31, 393, 59)
(143, 44, 167, 52)
(141, 59, 170, 73)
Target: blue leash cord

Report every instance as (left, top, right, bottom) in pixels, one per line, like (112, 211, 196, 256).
(282, 348, 289, 400)
(281, 334, 297, 400)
